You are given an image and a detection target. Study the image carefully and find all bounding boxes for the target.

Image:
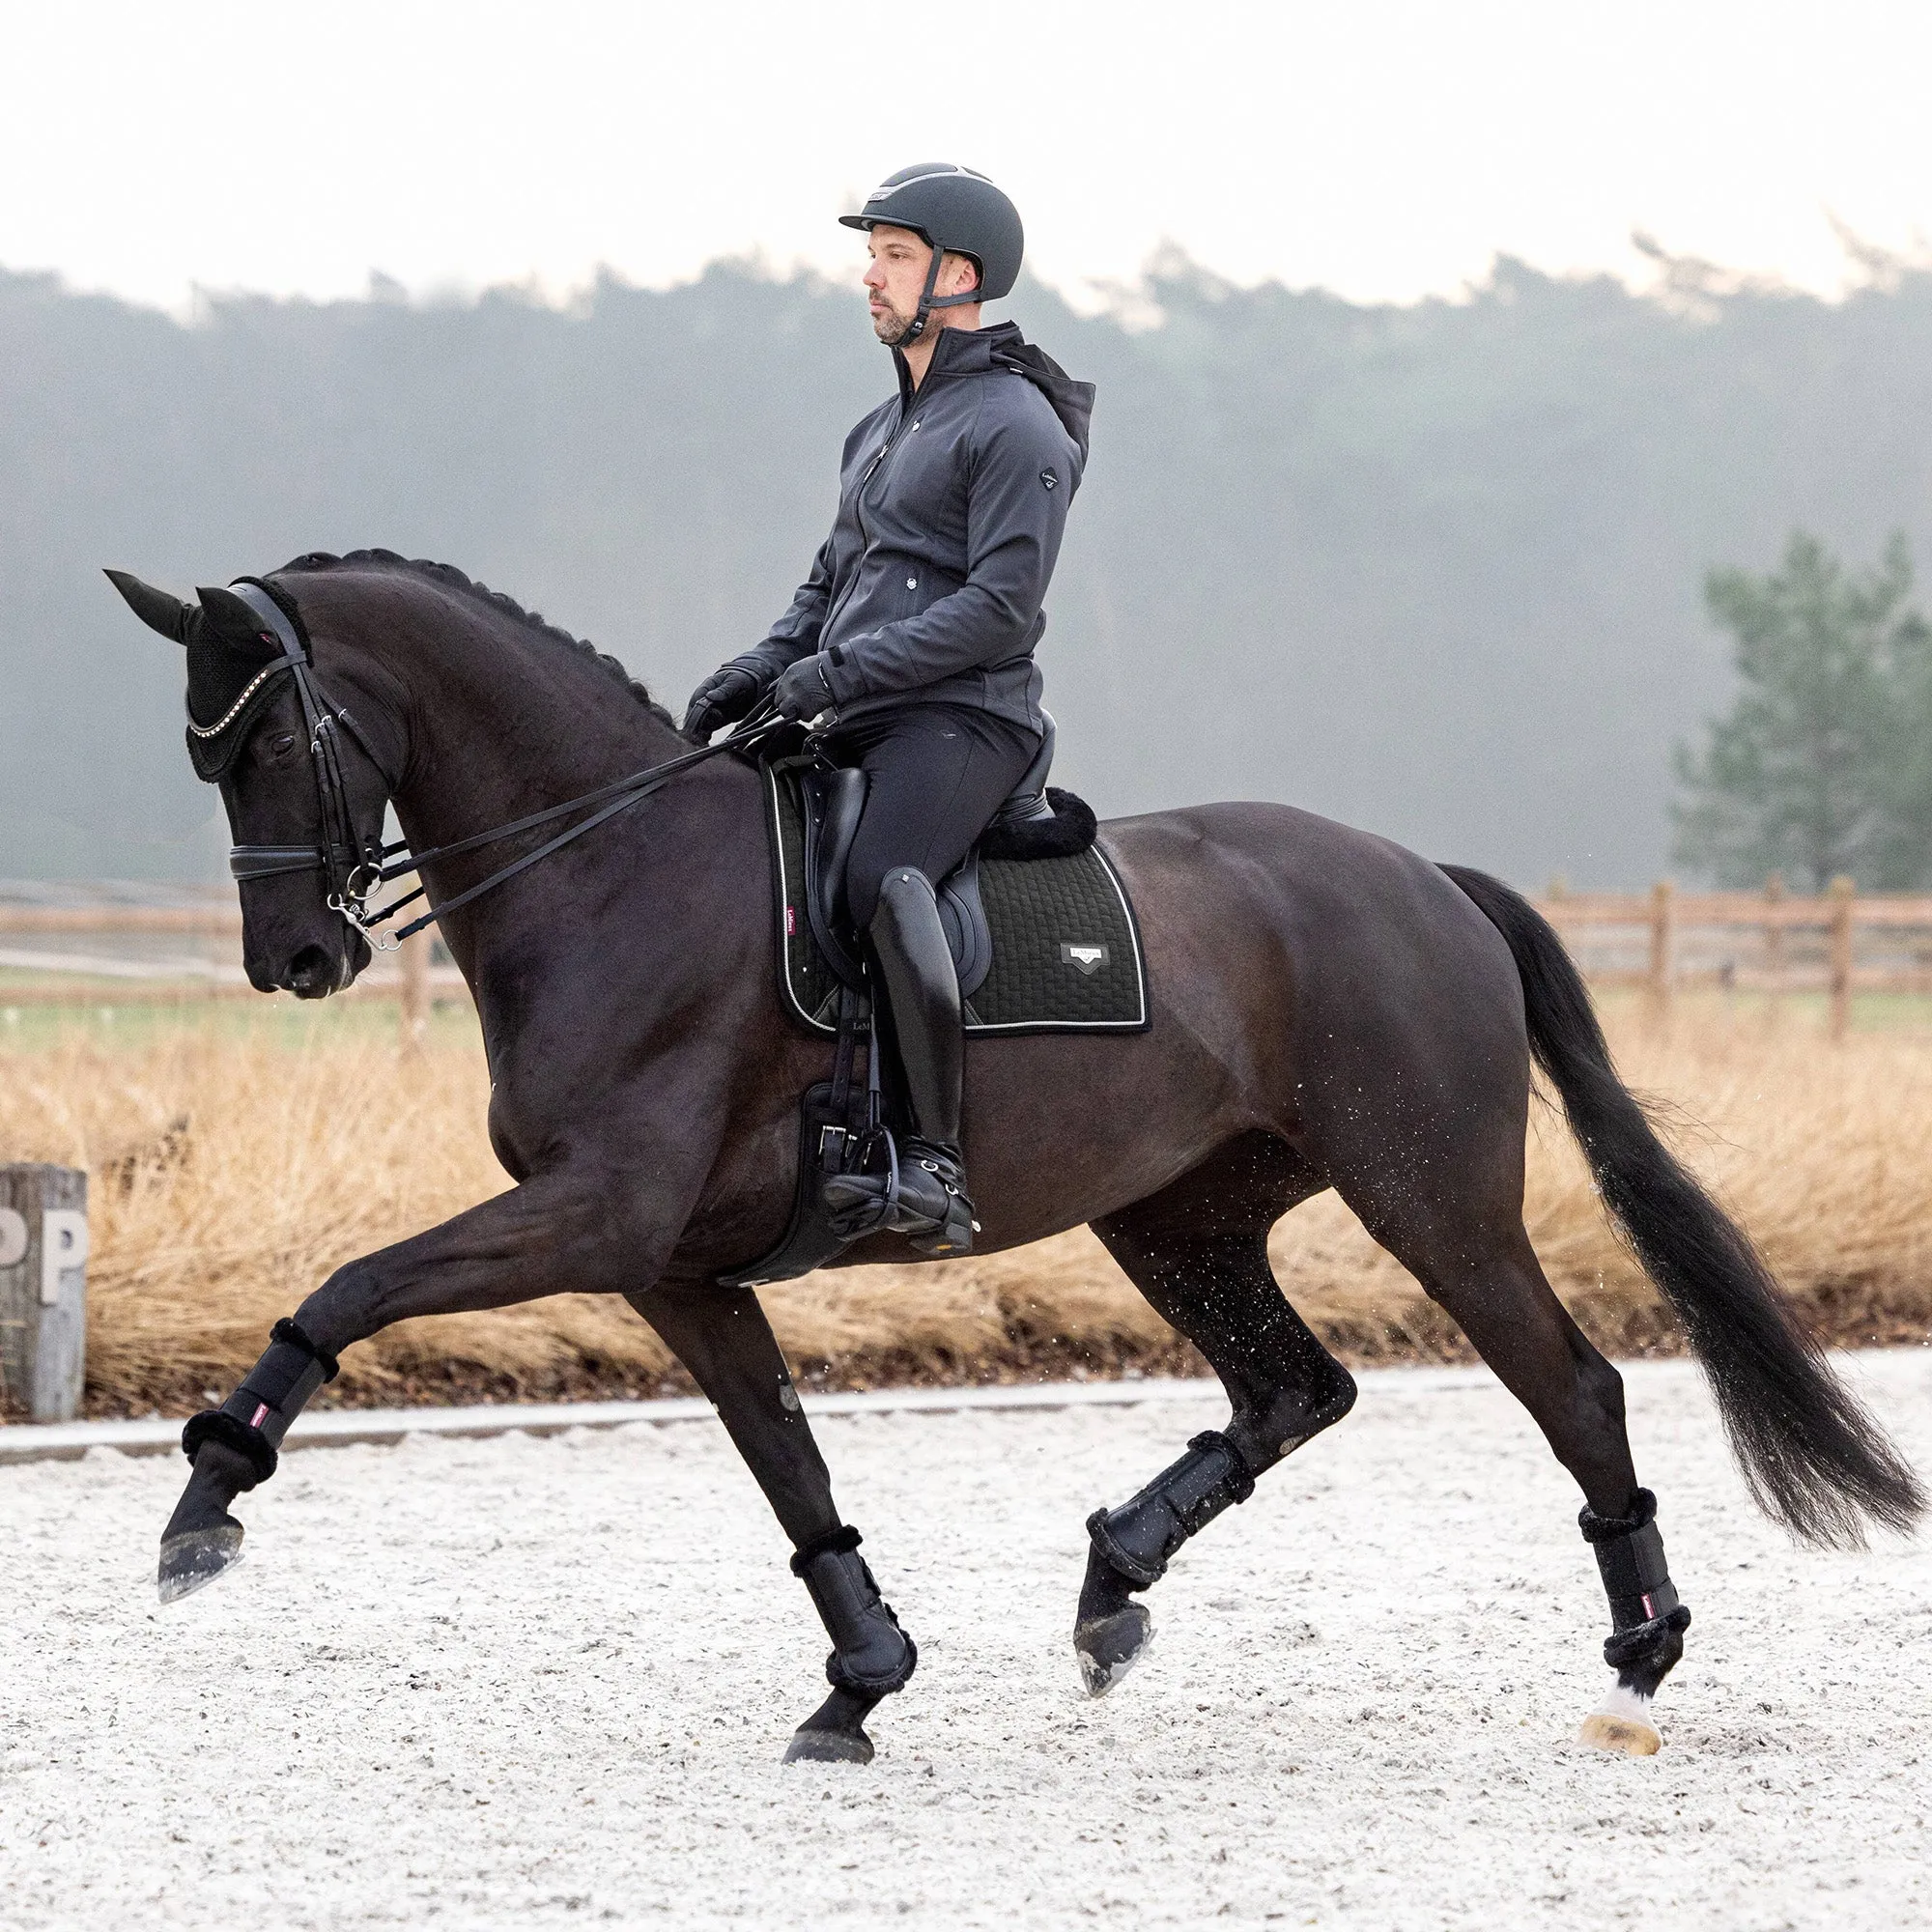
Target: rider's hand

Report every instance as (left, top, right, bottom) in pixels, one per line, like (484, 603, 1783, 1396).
(682, 665, 763, 741)
(771, 653, 838, 724)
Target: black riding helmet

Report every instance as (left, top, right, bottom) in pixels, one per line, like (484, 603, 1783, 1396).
(839, 163, 1024, 344)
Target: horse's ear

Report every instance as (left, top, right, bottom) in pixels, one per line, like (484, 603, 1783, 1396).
(194, 583, 281, 650)
(103, 569, 196, 644)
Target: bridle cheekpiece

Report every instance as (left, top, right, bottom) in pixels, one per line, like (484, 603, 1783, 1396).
(213, 580, 398, 947)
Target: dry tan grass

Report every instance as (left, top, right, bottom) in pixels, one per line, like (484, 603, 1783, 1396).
(3, 997, 1928, 1418)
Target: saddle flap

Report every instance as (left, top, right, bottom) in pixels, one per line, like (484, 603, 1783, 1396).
(816, 766, 867, 932)
(801, 764, 870, 988)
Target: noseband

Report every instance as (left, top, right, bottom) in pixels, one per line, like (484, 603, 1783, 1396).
(217, 581, 781, 951)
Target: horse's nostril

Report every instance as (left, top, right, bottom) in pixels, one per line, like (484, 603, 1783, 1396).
(286, 945, 335, 996)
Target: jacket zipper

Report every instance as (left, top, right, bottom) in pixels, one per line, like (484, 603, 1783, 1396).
(858, 373, 922, 504)
(824, 366, 931, 642)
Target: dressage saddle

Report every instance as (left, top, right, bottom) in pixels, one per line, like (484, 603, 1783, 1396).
(798, 712, 1077, 986)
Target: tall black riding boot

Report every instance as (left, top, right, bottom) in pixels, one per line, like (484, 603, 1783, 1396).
(823, 867, 976, 1255)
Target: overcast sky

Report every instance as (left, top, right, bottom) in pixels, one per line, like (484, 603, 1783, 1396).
(7, 0, 1931, 314)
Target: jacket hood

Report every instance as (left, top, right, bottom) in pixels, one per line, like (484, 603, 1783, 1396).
(907, 322, 1095, 462)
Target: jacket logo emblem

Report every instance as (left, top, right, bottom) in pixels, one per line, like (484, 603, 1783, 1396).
(1040, 468, 1058, 490)
(1060, 942, 1107, 975)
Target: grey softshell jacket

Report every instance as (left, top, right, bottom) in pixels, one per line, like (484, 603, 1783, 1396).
(737, 322, 1094, 732)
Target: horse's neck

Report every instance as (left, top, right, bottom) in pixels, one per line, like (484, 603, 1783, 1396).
(383, 619, 684, 862)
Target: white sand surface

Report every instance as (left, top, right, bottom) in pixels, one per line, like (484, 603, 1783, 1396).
(2, 1353, 1928, 1931)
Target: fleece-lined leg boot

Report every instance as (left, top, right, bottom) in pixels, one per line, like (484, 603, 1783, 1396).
(782, 1526, 918, 1764)
(157, 1319, 339, 1603)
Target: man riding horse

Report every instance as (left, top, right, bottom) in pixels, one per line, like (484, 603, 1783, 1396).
(683, 163, 1094, 1258)
(106, 163, 1920, 1768)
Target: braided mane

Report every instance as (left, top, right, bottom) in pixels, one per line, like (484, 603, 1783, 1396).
(273, 549, 677, 728)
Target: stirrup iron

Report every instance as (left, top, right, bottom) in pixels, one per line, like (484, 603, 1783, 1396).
(822, 1130, 978, 1254)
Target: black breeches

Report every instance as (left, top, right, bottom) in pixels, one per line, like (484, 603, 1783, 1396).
(826, 705, 1041, 929)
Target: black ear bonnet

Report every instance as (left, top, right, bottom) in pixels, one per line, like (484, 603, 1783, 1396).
(182, 581, 312, 782)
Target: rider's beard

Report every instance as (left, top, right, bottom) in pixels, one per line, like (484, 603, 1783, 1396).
(870, 294, 918, 346)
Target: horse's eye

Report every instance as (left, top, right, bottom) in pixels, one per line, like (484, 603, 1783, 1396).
(270, 733, 298, 759)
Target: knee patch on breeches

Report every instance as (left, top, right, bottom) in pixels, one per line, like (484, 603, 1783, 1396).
(181, 1319, 339, 1488)
(1088, 1431, 1257, 1589)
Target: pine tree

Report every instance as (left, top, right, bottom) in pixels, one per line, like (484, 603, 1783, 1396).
(1673, 531, 1931, 889)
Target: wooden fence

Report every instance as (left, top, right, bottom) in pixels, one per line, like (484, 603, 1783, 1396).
(1538, 878, 1932, 1039)
(5, 878, 1931, 1049)
(0, 904, 446, 1050)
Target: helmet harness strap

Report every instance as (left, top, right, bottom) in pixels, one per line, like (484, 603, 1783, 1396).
(895, 235, 980, 347)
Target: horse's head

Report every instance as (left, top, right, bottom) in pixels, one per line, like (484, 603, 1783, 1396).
(104, 571, 397, 998)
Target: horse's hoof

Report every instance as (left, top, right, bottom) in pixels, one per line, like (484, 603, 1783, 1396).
(1074, 1603, 1152, 1696)
(782, 1727, 875, 1766)
(157, 1522, 244, 1605)
(1578, 1712, 1662, 1757)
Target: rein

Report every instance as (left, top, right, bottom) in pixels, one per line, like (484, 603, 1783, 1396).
(221, 582, 780, 950)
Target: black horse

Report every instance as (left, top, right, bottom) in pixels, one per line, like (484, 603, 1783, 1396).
(107, 553, 1920, 1764)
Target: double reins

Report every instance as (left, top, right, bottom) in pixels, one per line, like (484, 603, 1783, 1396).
(221, 582, 781, 950)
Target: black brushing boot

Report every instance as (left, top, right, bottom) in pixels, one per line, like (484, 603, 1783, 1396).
(1576, 1488, 1691, 1754)
(822, 867, 977, 1256)
(157, 1319, 338, 1604)
(783, 1526, 918, 1765)
(1075, 1431, 1256, 1694)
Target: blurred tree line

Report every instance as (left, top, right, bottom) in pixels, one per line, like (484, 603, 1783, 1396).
(1674, 532, 1932, 889)
(8, 245, 1932, 886)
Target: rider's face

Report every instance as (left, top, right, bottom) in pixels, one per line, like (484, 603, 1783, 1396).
(864, 226, 978, 345)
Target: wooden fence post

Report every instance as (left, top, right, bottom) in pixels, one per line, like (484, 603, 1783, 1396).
(1828, 875, 1855, 1042)
(400, 926, 432, 1052)
(0, 1165, 88, 1423)
(1763, 873, 1784, 1013)
(1647, 880, 1675, 1019)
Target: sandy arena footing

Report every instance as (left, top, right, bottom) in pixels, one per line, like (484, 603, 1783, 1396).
(2, 1352, 1927, 1929)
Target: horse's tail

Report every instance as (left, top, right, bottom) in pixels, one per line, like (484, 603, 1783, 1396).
(1440, 861, 1922, 1548)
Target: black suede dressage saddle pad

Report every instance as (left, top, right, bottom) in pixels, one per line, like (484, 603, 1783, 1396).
(765, 758, 1150, 1037)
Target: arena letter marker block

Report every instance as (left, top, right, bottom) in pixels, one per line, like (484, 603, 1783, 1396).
(0, 1164, 89, 1423)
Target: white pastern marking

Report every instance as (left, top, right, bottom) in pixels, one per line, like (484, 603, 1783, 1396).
(1595, 1681, 1656, 1724)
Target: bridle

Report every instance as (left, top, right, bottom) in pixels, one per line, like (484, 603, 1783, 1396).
(219, 582, 392, 930)
(217, 580, 780, 952)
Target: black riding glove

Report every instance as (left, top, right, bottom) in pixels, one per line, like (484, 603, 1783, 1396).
(771, 653, 838, 724)
(683, 664, 763, 741)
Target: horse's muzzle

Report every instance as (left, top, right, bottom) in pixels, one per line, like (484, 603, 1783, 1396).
(272, 936, 366, 999)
